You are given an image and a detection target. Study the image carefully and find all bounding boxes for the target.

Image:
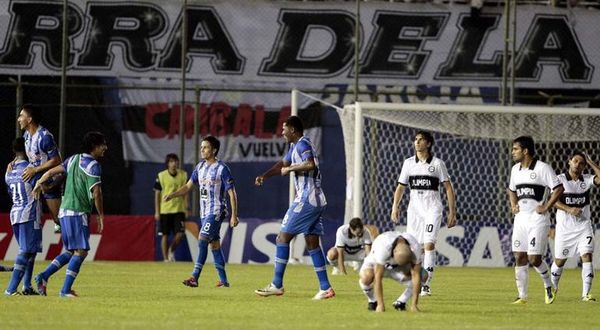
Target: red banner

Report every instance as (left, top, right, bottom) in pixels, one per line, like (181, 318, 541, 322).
(0, 214, 155, 261)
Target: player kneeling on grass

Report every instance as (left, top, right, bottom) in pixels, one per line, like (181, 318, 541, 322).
(327, 217, 372, 275)
(33, 132, 107, 297)
(359, 231, 422, 312)
(164, 136, 239, 289)
(551, 151, 599, 302)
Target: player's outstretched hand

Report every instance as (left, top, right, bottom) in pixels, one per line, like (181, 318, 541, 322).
(568, 207, 583, 217)
(32, 183, 43, 200)
(280, 167, 290, 176)
(163, 193, 173, 202)
(447, 212, 456, 228)
(411, 305, 421, 313)
(511, 204, 520, 215)
(22, 166, 37, 182)
(376, 304, 385, 313)
(255, 176, 264, 186)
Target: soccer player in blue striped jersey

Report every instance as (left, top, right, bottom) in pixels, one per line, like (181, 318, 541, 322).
(17, 104, 62, 232)
(165, 136, 239, 288)
(33, 132, 107, 297)
(254, 115, 335, 300)
(4, 138, 42, 296)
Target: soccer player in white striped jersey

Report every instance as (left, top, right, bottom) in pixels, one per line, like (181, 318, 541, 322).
(4, 138, 42, 296)
(508, 136, 563, 305)
(17, 104, 62, 232)
(254, 115, 334, 300)
(359, 231, 422, 312)
(391, 131, 456, 297)
(165, 136, 239, 289)
(327, 217, 372, 275)
(550, 151, 599, 302)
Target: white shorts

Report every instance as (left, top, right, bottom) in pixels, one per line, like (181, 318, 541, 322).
(554, 219, 594, 258)
(512, 211, 550, 255)
(407, 204, 442, 245)
(360, 254, 411, 283)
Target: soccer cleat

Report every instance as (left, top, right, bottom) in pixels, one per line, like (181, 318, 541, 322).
(21, 287, 40, 296)
(54, 224, 61, 233)
(4, 290, 21, 296)
(168, 252, 175, 262)
(59, 290, 79, 298)
(312, 287, 336, 300)
(35, 274, 47, 296)
(545, 286, 556, 304)
(511, 297, 527, 305)
(392, 300, 407, 311)
(182, 277, 198, 288)
(255, 283, 284, 297)
(367, 301, 377, 311)
(420, 285, 431, 296)
(215, 281, 230, 288)
(0, 265, 14, 272)
(581, 294, 596, 302)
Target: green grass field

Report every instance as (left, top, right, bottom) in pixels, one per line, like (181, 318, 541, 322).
(0, 261, 597, 329)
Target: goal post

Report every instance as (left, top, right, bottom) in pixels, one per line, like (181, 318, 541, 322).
(343, 101, 600, 232)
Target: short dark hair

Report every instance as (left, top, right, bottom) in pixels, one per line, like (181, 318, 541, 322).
(202, 135, 220, 156)
(165, 153, 179, 165)
(21, 104, 41, 125)
(416, 130, 434, 151)
(82, 131, 106, 154)
(513, 136, 535, 157)
(284, 116, 304, 135)
(12, 137, 25, 154)
(349, 217, 364, 230)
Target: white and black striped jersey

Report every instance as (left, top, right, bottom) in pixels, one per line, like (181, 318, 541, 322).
(398, 155, 450, 209)
(556, 172, 597, 223)
(335, 224, 373, 254)
(508, 159, 562, 213)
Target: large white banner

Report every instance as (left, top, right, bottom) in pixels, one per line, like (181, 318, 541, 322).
(0, 0, 597, 89)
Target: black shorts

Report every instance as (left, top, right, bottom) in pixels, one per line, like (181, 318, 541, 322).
(158, 212, 186, 236)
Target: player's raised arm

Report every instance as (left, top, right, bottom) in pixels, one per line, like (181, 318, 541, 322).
(583, 152, 600, 186)
(443, 180, 457, 228)
(282, 158, 315, 176)
(391, 184, 406, 223)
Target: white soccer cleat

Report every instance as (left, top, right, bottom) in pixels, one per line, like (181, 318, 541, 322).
(312, 287, 335, 300)
(582, 294, 596, 302)
(255, 283, 284, 297)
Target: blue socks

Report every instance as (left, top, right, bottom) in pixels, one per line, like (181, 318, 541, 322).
(61, 255, 85, 294)
(5, 254, 29, 294)
(212, 248, 228, 284)
(22, 254, 35, 289)
(272, 242, 290, 289)
(309, 247, 331, 291)
(192, 239, 209, 281)
(40, 252, 72, 280)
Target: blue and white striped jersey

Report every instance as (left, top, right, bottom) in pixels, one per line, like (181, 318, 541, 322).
(23, 126, 60, 168)
(4, 160, 41, 225)
(284, 136, 327, 207)
(191, 160, 235, 218)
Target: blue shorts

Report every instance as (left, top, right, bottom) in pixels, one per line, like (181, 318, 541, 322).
(199, 214, 225, 242)
(60, 215, 90, 251)
(42, 175, 64, 200)
(281, 202, 325, 236)
(12, 221, 42, 254)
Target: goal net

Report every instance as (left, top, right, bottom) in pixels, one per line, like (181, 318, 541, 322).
(340, 102, 600, 233)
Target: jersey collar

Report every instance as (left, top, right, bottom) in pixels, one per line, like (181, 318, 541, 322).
(414, 154, 433, 164)
(565, 171, 583, 182)
(520, 158, 537, 170)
